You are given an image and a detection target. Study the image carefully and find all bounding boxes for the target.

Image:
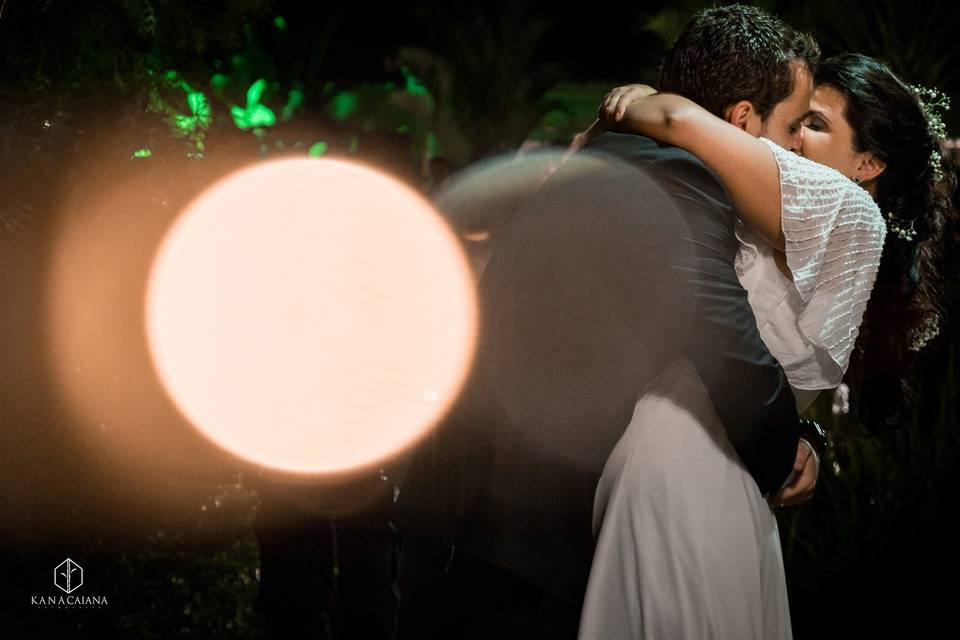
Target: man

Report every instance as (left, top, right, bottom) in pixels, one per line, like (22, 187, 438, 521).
(396, 6, 822, 638)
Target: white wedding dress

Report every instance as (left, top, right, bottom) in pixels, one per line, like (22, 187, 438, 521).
(578, 139, 886, 640)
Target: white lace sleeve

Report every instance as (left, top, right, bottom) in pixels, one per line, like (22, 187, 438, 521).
(760, 137, 887, 377)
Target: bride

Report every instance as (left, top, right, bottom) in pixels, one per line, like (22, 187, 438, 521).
(577, 53, 953, 639)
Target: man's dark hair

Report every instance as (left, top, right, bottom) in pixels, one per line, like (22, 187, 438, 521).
(658, 4, 820, 119)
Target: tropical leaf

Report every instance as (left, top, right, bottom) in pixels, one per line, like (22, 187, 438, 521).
(171, 91, 212, 134)
(246, 78, 267, 108)
(231, 79, 276, 130)
(187, 92, 211, 122)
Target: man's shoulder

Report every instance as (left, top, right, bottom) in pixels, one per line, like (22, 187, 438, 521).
(586, 132, 715, 178)
(586, 132, 727, 201)
(586, 131, 695, 164)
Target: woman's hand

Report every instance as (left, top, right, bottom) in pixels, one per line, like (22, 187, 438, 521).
(569, 83, 658, 153)
(599, 84, 658, 129)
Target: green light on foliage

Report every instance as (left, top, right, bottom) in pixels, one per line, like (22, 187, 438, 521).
(282, 89, 305, 122)
(231, 79, 277, 130)
(402, 67, 429, 96)
(308, 141, 328, 157)
(348, 136, 359, 154)
(173, 91, 213, 135)
(131, 148, 153, 159)
(210, 73, 229, 91)
(426, 131, 439, 159)
(331, 92, 358, 121)
(274, 16, 287, 30)
(188, 92, 207, 117)
(231, 54, 246, 70)
(163, 69, 195, 94)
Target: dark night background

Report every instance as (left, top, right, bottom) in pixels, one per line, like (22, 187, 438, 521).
(1, 1, 959, 638)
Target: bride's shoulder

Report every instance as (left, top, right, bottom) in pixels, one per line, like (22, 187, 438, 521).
(759, 137, 845, 186)
(759, 137, 884, 227)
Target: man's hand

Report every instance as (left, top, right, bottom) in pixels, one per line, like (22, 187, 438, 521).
(771, 439, 820, 507)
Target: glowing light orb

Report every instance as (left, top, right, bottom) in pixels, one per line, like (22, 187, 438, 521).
(146, 158, 477, 475)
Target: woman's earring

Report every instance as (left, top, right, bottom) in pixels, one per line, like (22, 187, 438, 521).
(853, 176, 862, 184)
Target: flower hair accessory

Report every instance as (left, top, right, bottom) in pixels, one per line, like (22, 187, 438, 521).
(885, 210, 917, 241)
(909, 315, 940, 352)
(910, 84, 950, 181)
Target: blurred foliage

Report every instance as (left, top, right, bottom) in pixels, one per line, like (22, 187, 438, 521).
(526, 84, 609, 143)
(387, 2, 564, 166)
(780, 0, 960, 134)
(1, 480, 264, 638)
(112, 539, 263, 639)
(783, 0, 959, 84)
(777, 275, 960, 636)
(1, 0, 273, 89)
(109, 480, 264, 640)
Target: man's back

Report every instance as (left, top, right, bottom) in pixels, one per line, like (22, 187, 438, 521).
(586, 132, 800, 495)
(395, 131, 800, 615)
(456, 140, 698, 600)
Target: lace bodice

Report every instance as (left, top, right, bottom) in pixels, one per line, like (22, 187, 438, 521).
(735, 138, 886, 411)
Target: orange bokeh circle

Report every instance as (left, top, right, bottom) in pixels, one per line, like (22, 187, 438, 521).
(146, 158, 477, 475)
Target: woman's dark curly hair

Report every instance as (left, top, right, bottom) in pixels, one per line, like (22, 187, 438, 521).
(816, 54, 955, 433)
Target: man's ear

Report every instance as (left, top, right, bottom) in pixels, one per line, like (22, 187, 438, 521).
(856, 152, 887, 184)
(723, 100, 757, 130)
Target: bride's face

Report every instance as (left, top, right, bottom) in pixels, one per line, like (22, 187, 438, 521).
(799, 84, 863, 178)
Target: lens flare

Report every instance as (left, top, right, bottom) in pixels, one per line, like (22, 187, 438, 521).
(433, 150, 695, 472)
(146, 158, 477, 475)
